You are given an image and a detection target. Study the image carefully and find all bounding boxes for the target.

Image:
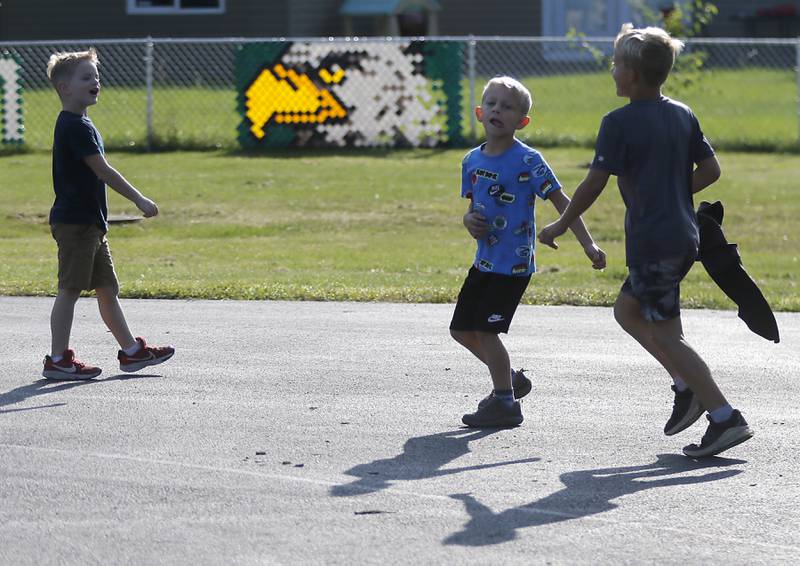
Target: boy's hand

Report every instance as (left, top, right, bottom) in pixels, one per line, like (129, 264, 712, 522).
(463, 211, 489, 240)
(136, 196, 159, 218)
(583, 243, 606, 270)
(537, 220, 566, 249)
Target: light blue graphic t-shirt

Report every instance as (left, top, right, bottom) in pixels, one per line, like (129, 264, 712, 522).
(461, 139, 560, 276)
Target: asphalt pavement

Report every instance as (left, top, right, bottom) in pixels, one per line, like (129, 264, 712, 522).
(1, 296, 798, 565)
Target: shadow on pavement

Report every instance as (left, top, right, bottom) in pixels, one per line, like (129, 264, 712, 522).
(0, 374, 161, 414)
(331, 428, 540, 497)
(444, 452, 746, 546)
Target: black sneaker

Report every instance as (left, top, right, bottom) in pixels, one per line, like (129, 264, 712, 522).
(683, 409, 754, 458)
(664, 385, 705, 436)
(462, 396, 523, 428)
(477, 369, 532, 409)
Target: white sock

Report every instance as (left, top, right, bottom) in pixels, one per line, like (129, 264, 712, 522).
(672, 376, 688, 392)
(51, 355, 63, 363)
(709, 404, 734, 423)
(123, 341, 142, 356)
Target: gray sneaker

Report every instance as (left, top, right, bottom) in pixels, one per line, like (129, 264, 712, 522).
(462, 396, 523, 428)
(477, 369, 532, 409)
(683, 410, 754, 458)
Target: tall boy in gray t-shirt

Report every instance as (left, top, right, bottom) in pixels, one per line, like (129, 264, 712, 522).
(538, 24, 753, 458)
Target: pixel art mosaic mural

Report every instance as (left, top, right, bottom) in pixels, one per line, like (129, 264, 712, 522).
(236, 41, 462, 148)
(0, 52, 24, 144)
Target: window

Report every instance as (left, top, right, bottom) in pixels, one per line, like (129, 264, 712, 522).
(542, 0, 634, 37)
(127, 0, 225, 15)
(542, 0, 635, 60)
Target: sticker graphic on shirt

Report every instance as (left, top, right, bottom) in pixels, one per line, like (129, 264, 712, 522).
(487, 234, 499, 246)
(511, 263, 528, 275)
(488, 184, 504, 198)
(499, 192, 515, 204)
(475, 168, 498, 181)
(523, 153, 536, 166)
(533, 164, 549, 178)
(515, 245, 531, 258)
(492, 216, 508, 230)
(541, 179, 553, 193)
(479, 259, 494, 271)
(514, 221, 530, 236)
(518, 172, 531, 183)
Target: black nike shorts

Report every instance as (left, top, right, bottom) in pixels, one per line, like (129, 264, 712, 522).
(449, 266, 531, 334)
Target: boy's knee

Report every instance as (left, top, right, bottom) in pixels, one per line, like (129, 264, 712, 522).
(56, 288, 81, 301)
(474, 331, 499, 345)
(613, 299, 633, 330)
(450, 329, 471, 344)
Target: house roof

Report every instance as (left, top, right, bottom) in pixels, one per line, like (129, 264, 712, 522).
(340, 0, 440, 16)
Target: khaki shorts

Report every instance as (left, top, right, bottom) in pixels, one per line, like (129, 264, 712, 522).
(51, 223, 119, 292)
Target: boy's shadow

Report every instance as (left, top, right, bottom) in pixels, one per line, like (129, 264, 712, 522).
(330, 428, 540, 497)
(0, 374, 161, 414)
(444, 453, 745, 546)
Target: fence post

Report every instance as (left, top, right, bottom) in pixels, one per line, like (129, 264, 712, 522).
(144, 37, 154, 149)
(796, 37, 800, 147)
(468, 35, 476, 142)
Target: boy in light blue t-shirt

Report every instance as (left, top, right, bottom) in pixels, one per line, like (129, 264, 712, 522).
(451, 76, 606, 428)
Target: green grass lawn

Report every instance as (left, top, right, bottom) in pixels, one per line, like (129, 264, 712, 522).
(12, 68, 798, 152)
(1, 148, 797, 310)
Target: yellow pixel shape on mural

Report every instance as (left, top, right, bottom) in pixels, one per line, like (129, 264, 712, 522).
(245, 63, 347, 139)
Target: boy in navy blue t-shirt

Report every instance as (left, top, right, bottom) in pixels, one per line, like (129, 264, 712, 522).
(451, 76, 606, 427)
(43, 49, 174, 380)
(539, 25, 754, 457)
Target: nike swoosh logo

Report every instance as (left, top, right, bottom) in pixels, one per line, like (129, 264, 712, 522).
(132, 351, 155, 361)
(487, 314, 505, 323)
(56, 364, 77, 373)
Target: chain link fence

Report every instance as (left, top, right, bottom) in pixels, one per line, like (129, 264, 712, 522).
(1, 36, 798, 151)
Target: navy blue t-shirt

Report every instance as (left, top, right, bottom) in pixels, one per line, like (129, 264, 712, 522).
(591, 96, 714, 266)
(50, 111, 108, 231)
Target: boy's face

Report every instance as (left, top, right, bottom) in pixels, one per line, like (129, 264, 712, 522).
(476, 84, 530, 138)
(611, 52, 635, 97)
(58, 60, 100, 108)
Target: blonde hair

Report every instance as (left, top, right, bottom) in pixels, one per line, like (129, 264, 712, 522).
(614, 23, 684, 86)
(482, 76, 532, 115)
(46, 48, 99, 87)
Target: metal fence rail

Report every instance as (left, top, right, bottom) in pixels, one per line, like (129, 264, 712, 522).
(1, 36, 798, 151)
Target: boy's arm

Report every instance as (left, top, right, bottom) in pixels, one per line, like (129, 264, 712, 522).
(546, 187, 606, 270)
(463, 200, 488, 240)
(692, 155, 721, 194)
(84, 154, 158, 217)
(538, 168, 610, 249)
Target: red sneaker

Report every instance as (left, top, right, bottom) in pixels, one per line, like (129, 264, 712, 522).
(118, 337, 174, 373)
(42, 349, 102, 381)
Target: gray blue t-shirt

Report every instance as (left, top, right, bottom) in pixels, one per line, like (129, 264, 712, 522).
(461, 139, 560, 276)
(50, 111, 108, 231)
(591, 96, 714, 266)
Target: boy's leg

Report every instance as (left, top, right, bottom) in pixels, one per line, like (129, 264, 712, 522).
(450, 329, 486, 363)
(45, 287, 101, 380)
(50, 288, 81, 356)
(648, 314, 727, 412)
(474, 331, 512, 391)
(614, 292, 682, 379)
(95, 285, 136, 350)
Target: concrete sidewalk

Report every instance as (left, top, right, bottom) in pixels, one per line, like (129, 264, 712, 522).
(1, 297, 798, 564)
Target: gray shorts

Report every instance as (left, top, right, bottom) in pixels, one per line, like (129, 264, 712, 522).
(621, 255, 695, 322)
(51, 223, 119, 292)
